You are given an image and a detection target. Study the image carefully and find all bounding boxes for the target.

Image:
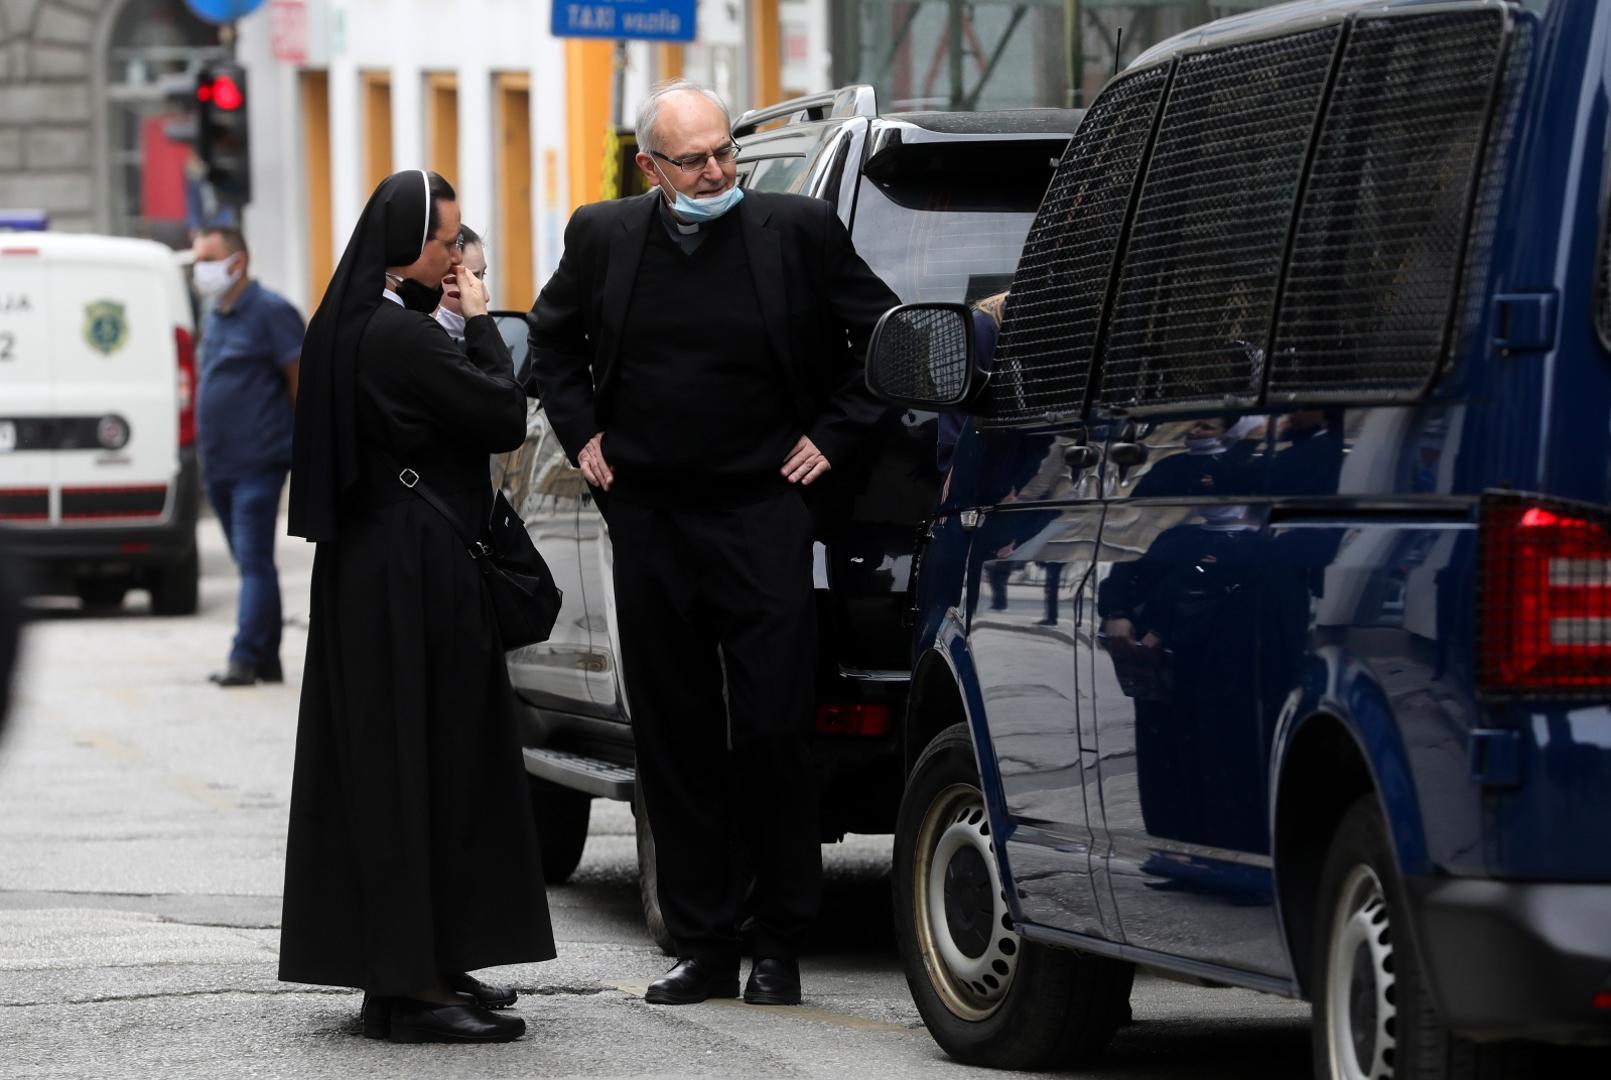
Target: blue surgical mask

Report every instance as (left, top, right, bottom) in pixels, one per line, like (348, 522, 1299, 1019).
(654, 162, 745, 223)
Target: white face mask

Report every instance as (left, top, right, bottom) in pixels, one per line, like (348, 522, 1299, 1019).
(193, 256, 242, 299)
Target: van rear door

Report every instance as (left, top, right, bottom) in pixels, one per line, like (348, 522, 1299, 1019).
(49, 245, 179, 525)
(0, 241, 54, 524)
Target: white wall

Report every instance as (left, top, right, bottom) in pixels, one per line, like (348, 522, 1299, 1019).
(234, 0, 836, 311)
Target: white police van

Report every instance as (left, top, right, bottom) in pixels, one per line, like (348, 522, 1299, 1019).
(0, 231, 200, 614)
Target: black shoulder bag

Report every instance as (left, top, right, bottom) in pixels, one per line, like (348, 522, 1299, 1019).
(396, 467, 562, 649)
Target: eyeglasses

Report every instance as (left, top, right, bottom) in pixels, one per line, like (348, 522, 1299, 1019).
(651, 143, 741, 174)
(449, 234, 467, 253)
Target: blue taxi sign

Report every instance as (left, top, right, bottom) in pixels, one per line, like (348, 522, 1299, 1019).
(0, 209, 48, 231)
(552, 0, 696, 42)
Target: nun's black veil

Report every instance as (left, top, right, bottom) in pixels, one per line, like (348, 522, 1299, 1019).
(289, 169, 434, 542)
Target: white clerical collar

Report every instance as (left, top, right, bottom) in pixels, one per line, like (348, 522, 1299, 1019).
(434, 306, 466, 337)
(382, 288, 404, 306)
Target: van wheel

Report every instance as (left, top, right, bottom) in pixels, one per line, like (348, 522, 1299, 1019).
(1313, 797, 1542, 1080)
(529, 777, 590, 884)
(76, 579, 127, 610)
(894, 722, 1133, 1069)
(149, 544, 198, 616)
(633, 785, 675, 955)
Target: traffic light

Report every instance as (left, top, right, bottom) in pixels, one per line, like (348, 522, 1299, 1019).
(195, 61, 250, 206)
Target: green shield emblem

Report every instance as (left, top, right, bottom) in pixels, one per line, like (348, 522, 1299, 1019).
(84, 300, 127, 356)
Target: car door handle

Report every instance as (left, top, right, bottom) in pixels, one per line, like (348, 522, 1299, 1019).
(1108, 442, 1148, 467)
(1063, 444, 1100, 470)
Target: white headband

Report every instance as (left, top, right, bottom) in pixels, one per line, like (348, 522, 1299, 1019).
(417, 168, 430, 255)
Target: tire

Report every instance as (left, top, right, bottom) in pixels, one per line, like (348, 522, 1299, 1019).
(1312, 797, 1545, 1080)
(893, 722, 1133, 1070)
(75, 579, 128, 610)
(633, 785, 676, 955)
(149, 544, 199, 617)
(528, 777, 590, 885)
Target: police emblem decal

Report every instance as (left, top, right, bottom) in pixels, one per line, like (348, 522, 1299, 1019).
(83, 300, 127, 356)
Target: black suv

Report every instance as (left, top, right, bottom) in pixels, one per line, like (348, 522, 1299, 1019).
(494, 86, 1078, 948)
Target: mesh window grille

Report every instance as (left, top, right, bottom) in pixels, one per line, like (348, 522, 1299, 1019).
(983, 65, 1169, 424)
(1100, 27, 1341, 410)
(1269, 10, 1507, 398)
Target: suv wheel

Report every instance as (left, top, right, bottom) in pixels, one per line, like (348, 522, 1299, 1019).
(633, 786, 675, 955)
(149, 543, 199, 617)
(894, 722, 1132, 1069)
(529, 777, 590, 884)
(1313, 797, 1544, 1080)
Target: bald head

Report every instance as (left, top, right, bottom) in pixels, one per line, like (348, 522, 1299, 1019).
(634, 79, 731, 156)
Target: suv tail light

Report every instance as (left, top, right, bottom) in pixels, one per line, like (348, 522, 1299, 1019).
(815, 703, 891, 737)
(1478, 493, 1611, 699)
(175, 326, 196, 448)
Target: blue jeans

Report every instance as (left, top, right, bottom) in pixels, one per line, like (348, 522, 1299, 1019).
(206, 469, 286, 668)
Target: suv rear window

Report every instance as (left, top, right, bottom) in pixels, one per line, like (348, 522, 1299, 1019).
(850, 174, 1045, 306)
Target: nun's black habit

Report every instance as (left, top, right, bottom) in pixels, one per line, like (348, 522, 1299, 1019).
(279, 170, 554, 993)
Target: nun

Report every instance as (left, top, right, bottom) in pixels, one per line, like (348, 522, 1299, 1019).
(278, 170, 554, 1043)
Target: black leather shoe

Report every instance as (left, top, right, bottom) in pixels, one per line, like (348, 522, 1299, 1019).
(207, 661, 258, 687)
(645, 958, 740, 1005)
(258, 658, 284, 684)
(449, 971, 517, 1009)
(360, 994, 393, 1039)
(743, 957, 801, 1006)
(386, 999, 525, 1043)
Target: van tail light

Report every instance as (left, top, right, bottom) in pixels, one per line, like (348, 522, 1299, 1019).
(175, 326, 196, 448)
(815, 703, 891, 737)
(1478, 493, 1611, 699)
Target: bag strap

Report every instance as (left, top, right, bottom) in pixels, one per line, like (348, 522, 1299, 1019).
(396, 467, 493, 561)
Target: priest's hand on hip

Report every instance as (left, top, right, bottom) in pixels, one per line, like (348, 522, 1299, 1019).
(782, 435, 831, 485)
(578, 432, 614, 490)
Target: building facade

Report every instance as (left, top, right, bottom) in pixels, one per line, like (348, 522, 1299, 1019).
(1, 0, 1280, 314)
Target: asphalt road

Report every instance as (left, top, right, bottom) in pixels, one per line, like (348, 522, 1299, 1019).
(0, 514, 1318, 1079)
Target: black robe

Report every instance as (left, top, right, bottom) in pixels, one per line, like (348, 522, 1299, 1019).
(278, 303, 555, 993)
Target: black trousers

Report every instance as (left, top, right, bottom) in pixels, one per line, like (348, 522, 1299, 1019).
(608, 490, 821, 962)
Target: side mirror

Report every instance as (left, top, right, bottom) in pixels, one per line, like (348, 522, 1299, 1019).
(490, 310, 533, 389)
(865, 302, 983, 411)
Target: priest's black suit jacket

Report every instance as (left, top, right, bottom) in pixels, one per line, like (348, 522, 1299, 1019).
(529, 189, 899, 471)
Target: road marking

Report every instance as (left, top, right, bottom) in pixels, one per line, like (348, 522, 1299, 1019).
(611, 982, 917, 1035)
(68, 731, 239, 812)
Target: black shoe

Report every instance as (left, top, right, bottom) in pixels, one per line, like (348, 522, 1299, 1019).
(207, 660, 258, 687)
(645, 959, 740, 1005)
(258, 658, 284, 684)
(743, 957, 801, 1006)
(386, 999, 524, 1043)
(361, 994, 393, 1039)
(449, 971, 517, 1009)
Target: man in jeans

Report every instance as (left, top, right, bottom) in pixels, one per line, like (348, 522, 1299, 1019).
(190, 226, 305, 687)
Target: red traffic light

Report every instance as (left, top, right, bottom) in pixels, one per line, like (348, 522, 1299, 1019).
(208, 75, 244, 111)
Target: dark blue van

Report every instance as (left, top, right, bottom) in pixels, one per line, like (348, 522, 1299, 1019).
(865, 0, 1611, 1075)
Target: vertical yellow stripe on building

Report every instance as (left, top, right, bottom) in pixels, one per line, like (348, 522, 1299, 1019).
(751, 0, 782, 110)
(426, 73, 459, 186)
(495, 73, 534, 309)
(658, 44, 684, 82)
(361, 71, 393, 194)
(299, 70, 332, 307)
(565, 39, 614, 211)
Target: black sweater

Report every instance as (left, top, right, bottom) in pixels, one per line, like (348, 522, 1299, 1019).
(604, 213, 797, 507)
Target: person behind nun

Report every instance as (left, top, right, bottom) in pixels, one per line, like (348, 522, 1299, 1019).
(277, 170, 555, 1044)
(432, 224, 487, 343)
